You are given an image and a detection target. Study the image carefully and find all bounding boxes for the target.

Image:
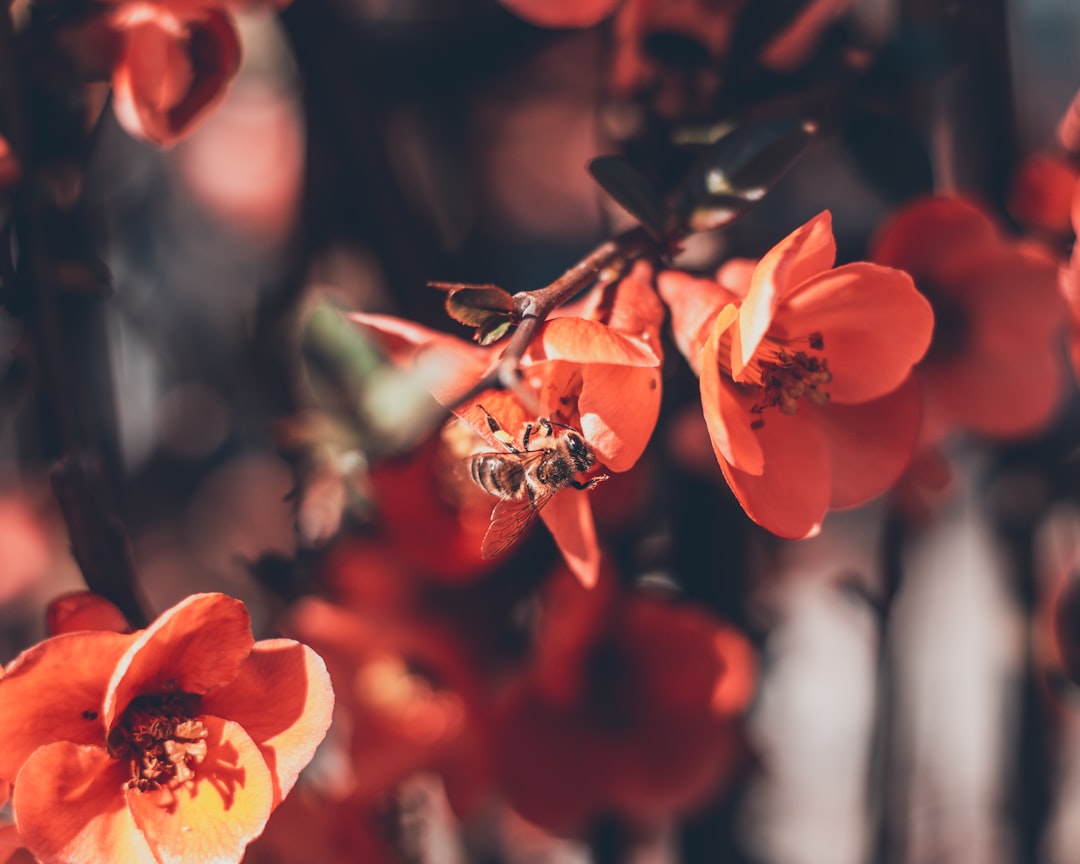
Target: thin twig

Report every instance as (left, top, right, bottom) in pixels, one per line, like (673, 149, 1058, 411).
(446, 226, 659, 416)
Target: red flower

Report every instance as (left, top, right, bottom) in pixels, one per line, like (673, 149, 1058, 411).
(872, 196, 1067, 442)
(496, 0, 621, 28)
(107, 1, 242, 146)
(285, 592, 491, 814)
(352, 261, 664, 587)
(1061, 180, 1080, 381)
(660, 211, 933, 538)
(0, 593, 333, 864)
(494, 566, 755, 833)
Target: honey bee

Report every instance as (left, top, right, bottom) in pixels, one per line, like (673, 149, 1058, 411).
(467, 406, 609, 558)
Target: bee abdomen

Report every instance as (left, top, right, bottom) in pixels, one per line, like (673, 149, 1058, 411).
(469, 455, 527, 500)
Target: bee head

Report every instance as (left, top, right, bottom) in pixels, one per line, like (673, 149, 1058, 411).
(565, 431, 594, 471)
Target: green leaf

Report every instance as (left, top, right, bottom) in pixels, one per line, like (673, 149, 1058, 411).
(432, 282, 515, 328)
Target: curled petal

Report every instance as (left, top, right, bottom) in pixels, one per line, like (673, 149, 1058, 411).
(700, 305, 763, 474)
(13, 742, 157, 864)
(105, 594, 254, 732)
(820, 375, 922, 509)
(127, 716, 274, 864)
(718, 403, 831, 539)
(539, 491, 602, 589)
(0, 631, 133, 781)
(110, 4, 241, 147)
(778, 262, 934, 403)
(200, 639, 334, 805)
(736, 211, 836, 376)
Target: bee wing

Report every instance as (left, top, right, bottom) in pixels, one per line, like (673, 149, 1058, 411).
(481, 489, 554, 559)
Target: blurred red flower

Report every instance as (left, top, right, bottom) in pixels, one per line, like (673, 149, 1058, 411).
(106, 1, 242, 146)
(494, 566, 755, 833)
(353, 261, 664, 587)
(285, 591, 491, 815)
(1008, 153, 1079, 237)
(872, 196, 1067, 442)
(497, 0, 621, 28)
(0, 593, 333, 864)
(660, 211, 932, 538)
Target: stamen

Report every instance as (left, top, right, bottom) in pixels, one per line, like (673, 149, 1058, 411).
(108, 692, 208, 792)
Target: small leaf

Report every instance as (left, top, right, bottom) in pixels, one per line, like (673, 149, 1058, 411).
(476, 318, 513, 346)
(588, 155, 668, 237)
(673, 115, 817, 231)
(436, 283, 516, 328)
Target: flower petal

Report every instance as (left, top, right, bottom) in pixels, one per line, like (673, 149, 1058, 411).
(539, 491, 602, 589)
(579, 364, 661, 472)
(0, 631, 133, 781)
(199, 639, 334, 805)
(736, 211, 836, 375)
(105, 594, 254, 732)
(700, 305, 764, 475)
(533, 317, 659, 367)
(778, 262, 934, 403)
(127, 716, 274, 864)
(657, 270, 734, 368)
(819, 375, 922, 509)
(13, 742, 157, 864)
(718, 404, 831, 539)
(871, 196, 998, 274)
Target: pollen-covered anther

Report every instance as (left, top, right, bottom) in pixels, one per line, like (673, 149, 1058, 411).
(108, 692, 206, 791)
(750, 347, 832, 427)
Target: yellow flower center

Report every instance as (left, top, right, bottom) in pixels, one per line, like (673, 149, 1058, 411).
(107, 692, 208, 792)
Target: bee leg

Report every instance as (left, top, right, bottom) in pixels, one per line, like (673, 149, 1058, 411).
(479, 404, 520, 452)
(571, 474, 610, 491)
(522, 422, 534, 452)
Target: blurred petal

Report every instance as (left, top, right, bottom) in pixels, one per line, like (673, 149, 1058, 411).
(497, 0, 620, 28)
(48, 592, 131, 636)
(871, 196, 998, 274)
(13, 742, 157, 864)
(200, 639, 334, 805)
(128, 716, 273, 864)
(105, 594, 253, 732)
(110, 4, 241, 147)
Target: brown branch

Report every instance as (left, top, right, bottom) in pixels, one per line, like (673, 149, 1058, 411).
(0, 7, 150, 628)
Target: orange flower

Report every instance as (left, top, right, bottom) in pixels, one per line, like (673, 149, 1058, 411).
(494, 566, 755, 833)
(353, 261, 664, 587)
(0, 593, 333, 864)
(660, 211, 933, 538)
(107, 1, 242, 146)
(872, 196, 1067, 442)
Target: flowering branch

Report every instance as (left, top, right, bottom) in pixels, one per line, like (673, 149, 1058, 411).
(446, 225, 661, 416)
